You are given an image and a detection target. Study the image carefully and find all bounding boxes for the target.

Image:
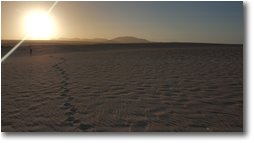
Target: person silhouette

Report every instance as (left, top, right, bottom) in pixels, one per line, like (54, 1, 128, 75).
(29, 46, 32, 56)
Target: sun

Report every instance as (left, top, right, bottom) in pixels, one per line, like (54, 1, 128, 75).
(24, 10, 55, 40)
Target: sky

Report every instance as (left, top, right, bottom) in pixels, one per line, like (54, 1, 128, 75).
(1, 1, 243, 44)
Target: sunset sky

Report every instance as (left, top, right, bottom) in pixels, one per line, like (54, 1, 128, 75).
(1, 1, 243, 44)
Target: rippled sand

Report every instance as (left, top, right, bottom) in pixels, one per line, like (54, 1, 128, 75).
(1, 43, 243, 132)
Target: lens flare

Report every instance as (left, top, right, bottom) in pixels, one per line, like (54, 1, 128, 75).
(1, 1, 58, 63)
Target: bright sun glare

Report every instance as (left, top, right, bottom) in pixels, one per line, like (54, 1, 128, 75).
(24, 11, 55, 40)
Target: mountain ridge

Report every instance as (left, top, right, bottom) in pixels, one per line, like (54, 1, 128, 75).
(56, 36, 150, 43)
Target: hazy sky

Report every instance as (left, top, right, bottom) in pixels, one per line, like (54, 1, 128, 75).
(1, 1, 243, 43)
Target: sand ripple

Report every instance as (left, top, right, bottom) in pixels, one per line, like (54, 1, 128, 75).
(2, 44, 243, 131)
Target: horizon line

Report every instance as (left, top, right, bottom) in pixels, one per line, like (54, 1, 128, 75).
(1, 39, 243, 45)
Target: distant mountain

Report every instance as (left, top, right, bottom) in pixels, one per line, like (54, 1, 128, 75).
(108, 36, 150, 43)
(56, 36, 150, 43)
(56, 37, 108, 43)
(83, 38, 108, 43)
(58, 37, 81, 41)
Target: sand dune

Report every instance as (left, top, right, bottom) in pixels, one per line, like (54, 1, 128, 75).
(1, 43, 243, 131)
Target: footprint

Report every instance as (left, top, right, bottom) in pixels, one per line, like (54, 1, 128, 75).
(60, 71, 66, 75)
(79, 123, 93, 131)
(131, 121, 148, 131)
(65, 111, 75, 116)
(64, 102, 71, 107)
(53, 57, 83, 130)
(70, 107, 78, 112)
(74, 120, 80, 124)
(65, 116, 75, 122)
(60, 93, 67, 97)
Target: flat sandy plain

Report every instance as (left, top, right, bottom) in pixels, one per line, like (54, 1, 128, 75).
(1, 42, 243, 132)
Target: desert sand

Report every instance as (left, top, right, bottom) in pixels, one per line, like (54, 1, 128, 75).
(1, 42, 243, 132)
